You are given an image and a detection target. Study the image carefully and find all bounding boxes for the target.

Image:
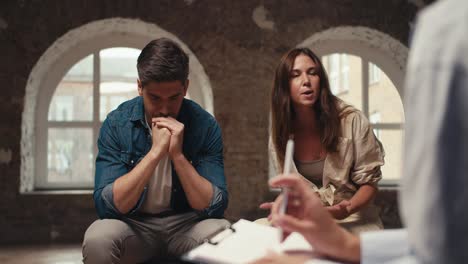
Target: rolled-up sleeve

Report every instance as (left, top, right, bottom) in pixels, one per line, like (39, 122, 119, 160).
(350, 114, 385, 185)
(194, 120, 228, 218)
(94, 119, 146, 219)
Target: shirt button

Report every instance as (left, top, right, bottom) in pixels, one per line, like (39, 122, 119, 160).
(131, 160, 134, 164)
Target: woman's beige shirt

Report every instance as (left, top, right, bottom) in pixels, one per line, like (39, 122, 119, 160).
(269, 107, 385, 223)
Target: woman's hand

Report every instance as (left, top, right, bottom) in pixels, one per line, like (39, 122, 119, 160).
(326, 200, 352, 220)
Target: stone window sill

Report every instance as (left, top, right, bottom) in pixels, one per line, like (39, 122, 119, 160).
(21, 190, 93, 195)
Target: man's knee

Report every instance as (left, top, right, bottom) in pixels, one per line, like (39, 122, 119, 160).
(167, 218, 231, 257)
(188, 218, 231, 243)
(82, 219, 129, 263)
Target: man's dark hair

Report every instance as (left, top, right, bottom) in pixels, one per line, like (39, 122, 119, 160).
(137, 38, 189, 86)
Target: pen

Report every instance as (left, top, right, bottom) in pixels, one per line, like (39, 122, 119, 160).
(278, 138, 294, 240)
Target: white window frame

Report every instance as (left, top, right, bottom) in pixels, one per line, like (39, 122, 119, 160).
(36, 49, 127, 189)
(21, 18, 215, 192)
(359, 58, 402, 183)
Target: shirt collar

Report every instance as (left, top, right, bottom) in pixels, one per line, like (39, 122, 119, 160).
(130, 96, 147, 127)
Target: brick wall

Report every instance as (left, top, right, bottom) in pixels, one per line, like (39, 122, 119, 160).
(0, 0, 432, 244)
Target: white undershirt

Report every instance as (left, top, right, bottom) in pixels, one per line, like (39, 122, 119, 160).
(140, 118, 173, 214)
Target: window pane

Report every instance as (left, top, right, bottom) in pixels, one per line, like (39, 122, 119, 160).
(100, 47, 140, 121)
(374, 129, 403, 181)
(48, 55, 93, 121)
(322, 53, 362, 111)
(341, 54, 349, 91)
(47, 128, 93, 183)
(369, 112, 381, 138)
(328, 54, 340, 94)
(368, 62, 381, 84)
(368, 63, 405, 123)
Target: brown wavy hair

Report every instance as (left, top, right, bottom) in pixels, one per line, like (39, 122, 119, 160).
(271, 48, 352, 168)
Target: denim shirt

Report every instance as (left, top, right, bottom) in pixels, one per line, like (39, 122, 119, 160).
(94, 96, 228, 219)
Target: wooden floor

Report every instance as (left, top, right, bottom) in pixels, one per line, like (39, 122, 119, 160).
(0, 244, 189, 264)
(0, 244, 82, 264)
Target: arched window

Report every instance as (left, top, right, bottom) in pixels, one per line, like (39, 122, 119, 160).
(321, 53, 404, 183)
(269, 26, 408, 185)
(39, 47, 141, 189)
(21, 18, 214, 192)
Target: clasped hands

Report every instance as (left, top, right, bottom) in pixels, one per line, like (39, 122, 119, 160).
(150, 117, 184, 159)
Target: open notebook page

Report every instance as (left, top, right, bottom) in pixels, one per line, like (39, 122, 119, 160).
(184, 219, 313, 264)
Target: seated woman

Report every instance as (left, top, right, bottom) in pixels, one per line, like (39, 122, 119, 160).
(265, 47, 385, 234)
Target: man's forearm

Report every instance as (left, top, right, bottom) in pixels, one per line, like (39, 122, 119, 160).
(113, 149, 165, 214)
(348, 184, 377, 214)
(172, 154, 213, 210)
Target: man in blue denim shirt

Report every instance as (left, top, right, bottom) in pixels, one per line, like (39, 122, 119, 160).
(82, 38, 229, 263)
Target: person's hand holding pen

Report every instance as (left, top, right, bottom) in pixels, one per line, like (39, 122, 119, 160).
(267, 174, 361, 263)
(259, 138, 304, 240)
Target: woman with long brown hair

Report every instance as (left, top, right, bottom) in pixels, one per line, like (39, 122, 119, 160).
(266, 47, 385, 233)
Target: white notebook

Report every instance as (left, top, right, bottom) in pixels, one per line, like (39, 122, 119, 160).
(183, 219, 334, 264)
